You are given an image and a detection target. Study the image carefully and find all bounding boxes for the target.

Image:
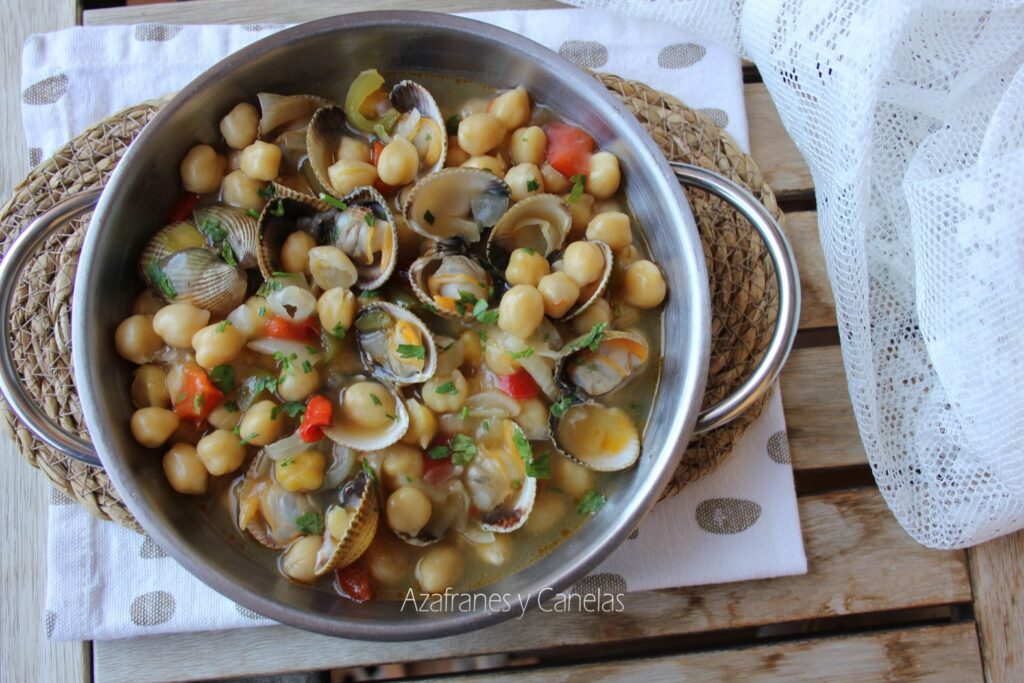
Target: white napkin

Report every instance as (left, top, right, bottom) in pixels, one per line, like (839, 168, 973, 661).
(21, 9, 805, 641)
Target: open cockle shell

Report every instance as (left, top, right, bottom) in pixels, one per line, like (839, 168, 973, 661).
(145, 247, 248, 317)
(408, 249, 493, 321)
(403, 168, 511, 243)
(393, 477, 473, 547)
(193, 204, 260, 269)
(485, 193, 572, 270)
(305, 105, 349, 197)
(389, 80, 448, 175)
(258, 92, 330, 138)
(313, 470, 379, 576)
(548, 397, 641, 472)
(321, 375, 409, 451)
(555, 329, 650, 397)
(236, 452, 320, 549)
(255, 182, 331, 279)
(471, 420, 537, 533)
(354, 302, 438, 385)
(327, 185, 399, 290)
(139, 220, 206, 269)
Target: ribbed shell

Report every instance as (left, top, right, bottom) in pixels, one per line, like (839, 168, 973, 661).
(390, 79, 448, 175)
(139, 221, 206, 271)
(485, 193, 572, 270)
(305, 105, 348, 197)
(257, 92, 329, 138)
(313, 470, 379, 576)
(255, 182, 331, 279)
(561, 240, 615, 321)
(354, 302, 438, 385)
(193, 204, 260, 269)
(322, 376, 409, 451)
(554, 329, 650, 397)
(403, 168, 511, 243)
(408, 250, 493, 321)
(150, 248, 247, 317)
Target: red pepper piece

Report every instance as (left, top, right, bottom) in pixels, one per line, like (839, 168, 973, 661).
(495, 368, 540, 400)
(172, 363, 224, 423)
(263, 315, 318, 341)
(299, 394, 332, 443)
(335, 563, 373, 603)
(167, 192, 201, 223)
(544, 122, 594, 179)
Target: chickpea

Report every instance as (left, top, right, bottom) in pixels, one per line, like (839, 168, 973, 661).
(551, 453, 594, 499)
(400, 399, 437, 450)
(612, 300, 642, 328)
(381, 444, 425, 490)
(621, 260, 667, 308)
(586, 211, 632, 252)
(523, 490, 568, 535)
(386, 486, 433, 537)
(474, 534, 512, 566)
(195, 428, 247, 476)
(130, 407, 180, 449)
(316, 287, 358, 339)
(410, 119, 444, 167)
(275, 450, 326, 492)
(487, 86, 531, 130)
(238, 399, 284, 446)
(572, 297, 613, 335)
(163, 443, 208, 495)
(341, 381, 396, 428)
(152, 303, 211, 348)
(366, 534, 410, 585)
(207, 400, 241, 431)
(541, 162, 571, 193)
(415, 545, 464, 593)
(327, 506, 350, 540)
(179, 144, 225, 195)
(131, 365, 170, 408)
(509, 126, 547, 166)
(278, 366, 319, 403)
(566, 193, 595, 237)
(239, 141, 282, 182)
(617, 244, 642, 269)
(505, 248, 550, 288)
(504, 163, 544, 202)
(230, 296, 269, 340)
(484, 341, 519, 375)
(585, 151, 621, 199)
(562, 241, 606, 287)
(498, 285, 545, 339)
(461, 155, 506, 176)
(279, 231, 316, 274)
(459, 329, 483, 368)
(376, 136, 420, 187)
(115, 314, 164, 365)
(422, 370, 468, 414)
(327, 159, 377, 196)
(536, 272, 581, 319)
(281, 535, 321, 583)
(445, 136, 470, 167)
(191, 321, 245, 369)
(132, 289, 163, 315)
(460, 97, 490, 119)
(221, 169, 265, 211)
(219, 102, 259, 149)
(457, 113, 507, 156)
(515, 398, 549, 440)
(338, 136, 371, 163)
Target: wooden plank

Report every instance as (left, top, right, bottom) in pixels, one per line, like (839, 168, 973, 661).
(93, 488, 969, 682)
(431, 623, 983, 682)
(83, 0, 566, 25)
(781, 346, 867, 470)
(785, 211, 835, 329)
(969, 530, 1024, 682)
(746, 83, 814, 199)
(1, 0, 93, 677)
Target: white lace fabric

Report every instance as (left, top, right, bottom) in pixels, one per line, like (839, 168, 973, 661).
(572, 0, 1024, 547)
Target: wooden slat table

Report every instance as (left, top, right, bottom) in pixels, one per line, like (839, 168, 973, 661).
(1, 1, 1021, 681)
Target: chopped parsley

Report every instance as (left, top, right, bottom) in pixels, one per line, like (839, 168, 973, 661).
(359, 289, 380, 299)
(255, 276, 284, 297)
(435, 381, 458, 395)
(450, 433, 477, 465)
(304, 345, 319, 355)
(295, 511, 324, 535)
(271, 401, 306, 420)
(521, 247, 536, 256)
(428, 445, 450, 460)
(302, 360, 314, 374)
(199, 217, 226, 243)
(455, 290, 478, 316)
(369, 393, 382, 406)
(223, 401, 239, 413)
(238, 431, 259, 446)
(145, 260, 177, 300)
(459, 405, 470, 420)
(364, 213, 376, 227)
(331, 322, 347, 339)
(360, 457, 377, 483)
(478, 330, 488, 344)
(250, 375, 278, 396)
(564, 321, 608, 354)
(269, 199, 286, 217)
(550, 396, 573, 418)
(473, 299, 498, 325)
(526, 178, 540, 192)
(510, 347, 535, 359)
(397, 344, 425, 360)
(258, 184, 277, 200)
(220, 240, 237, 267)
(577, 489, 607, 515)
(511, 429, 533, 463)
(209, 364, 236, 393)
(526, 451, 551, 479)
(257, 307, 267, 317)
(423, 210, 436, 225)
(445, 114, 460, 136)
(245, 208, 261, 219)
(568, 174, 587, 202)
(215, 320, 230, 333)
(318, 193, 348, 211)
(273, 351, 297, 374)
(280, 457, 294, 467)
(193, 393, 204, 415)
(481, 419, 490, 432)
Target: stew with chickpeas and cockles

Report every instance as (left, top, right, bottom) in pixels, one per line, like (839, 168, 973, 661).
(115, 70, 668, 601)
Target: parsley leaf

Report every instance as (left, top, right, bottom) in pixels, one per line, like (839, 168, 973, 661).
(473, 299, 498, 325)
(450, 433, 477, 466)
(145, 260, 177, 300)
(280, 457, 294, 467)
(510, 347, 534, 359)
(459, 405, 469, 420)
(565, 322, 608, 354)
(318, 193, 348, 211)
(577, 489, 607, 515)
(215, 320, 230, 333)
(428, 445, 450, 460)
(526, 450, 551, 479)
(302, 360, 314, 374)
(250, 375, 278, 396)
(199, 217, 226, 243)
(550, 396, 573, 418)
(272, 351, 297, 374)
(220, 240, 238, 267)
(272, 401, 306, 419)
(245, 208, 261, 219)
(360, 457, 377, 483)
(364, 212, 376, 227)
(331, 322, 347, 339)
(223, 400, 239, 413)
(295, 512, 324, 535)
(435, 381, 458, 395)
(568, 174, 586, 202)
(397, 344, 425, 360)
(258, 184, 277, 200)
(511, 429, 533, 463)
(209, 365, 236, 393)
(369, 393, 382, 406)
(269, 200, 286, 217)
(526, 178, 540, 192)
(423, 210, 435, 225)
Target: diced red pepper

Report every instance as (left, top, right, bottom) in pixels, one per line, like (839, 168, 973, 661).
(172, 364, 224, 423)
(263, 315, 318, 341)
(495, 368, 540, 400)
(335, 563, 373, 603)
(299, 394, 332, 442)
(370, 139, 398, 196)
(544, 122, 594, 178)
(167, 192, 201, 223)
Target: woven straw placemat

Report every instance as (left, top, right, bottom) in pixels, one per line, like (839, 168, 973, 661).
(0, 73, 779, 529)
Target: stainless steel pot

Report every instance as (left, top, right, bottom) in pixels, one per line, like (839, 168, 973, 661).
(0, 11, 799, 640)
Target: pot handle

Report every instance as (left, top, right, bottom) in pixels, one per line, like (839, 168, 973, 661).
(0, 189, 103, 466)
(670, 162, 801, 435)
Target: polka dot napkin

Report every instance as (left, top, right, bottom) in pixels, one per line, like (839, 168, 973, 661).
(22, 9, 806, 641)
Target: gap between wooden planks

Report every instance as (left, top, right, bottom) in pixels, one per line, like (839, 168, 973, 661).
(91, 487, 969, 683)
